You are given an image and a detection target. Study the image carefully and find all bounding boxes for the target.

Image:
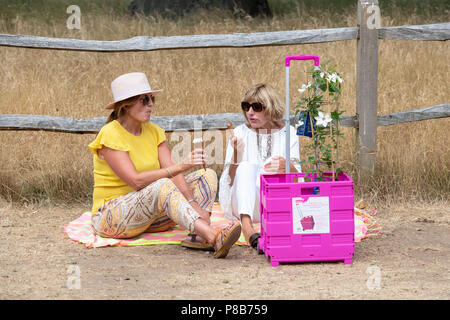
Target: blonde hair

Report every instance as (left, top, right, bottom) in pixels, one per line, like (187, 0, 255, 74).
(106, 95, 140, 124)
(241, 83, 285, 123)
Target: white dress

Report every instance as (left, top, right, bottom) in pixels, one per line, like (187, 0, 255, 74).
(218, 123, 301, 222)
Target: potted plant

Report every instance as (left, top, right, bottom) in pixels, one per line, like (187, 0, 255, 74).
(295, 60, 345, 182)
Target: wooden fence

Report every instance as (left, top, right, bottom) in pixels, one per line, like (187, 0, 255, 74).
(0, 0, 449, 184)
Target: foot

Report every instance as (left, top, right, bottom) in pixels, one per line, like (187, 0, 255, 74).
(181, 233, 214, 251)
(240, 214, 258, 247)
(212, 222, 242, 258)
(248, 232, 261, 249)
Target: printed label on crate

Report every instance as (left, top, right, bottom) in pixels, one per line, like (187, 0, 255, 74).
(292, 196, 330, 234)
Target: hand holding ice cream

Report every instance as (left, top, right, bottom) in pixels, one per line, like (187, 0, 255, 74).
(228, 121, 245, 164)
(192, 137, 206, 171)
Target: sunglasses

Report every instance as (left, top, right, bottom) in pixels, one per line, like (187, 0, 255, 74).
(241, 101, 265, 112)
(140, 94, 155, 106)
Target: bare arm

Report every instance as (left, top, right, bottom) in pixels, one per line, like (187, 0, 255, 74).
(158, 141, 211, 221)
(98, 142, 201, 191)
(228, 164, 238, 187)
(227, 136, 245, 187)
(158, 141, 197, 199)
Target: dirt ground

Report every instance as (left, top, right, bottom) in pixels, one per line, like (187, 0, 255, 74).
(0, 200, 449, 300)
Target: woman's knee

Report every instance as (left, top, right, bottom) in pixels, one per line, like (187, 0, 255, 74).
(157, 178, 177, 202)
(205, 168, 218, 192)
(236, 161, 258, 175)
(235, 162, 258, 186)
(193, 168, 218, 191)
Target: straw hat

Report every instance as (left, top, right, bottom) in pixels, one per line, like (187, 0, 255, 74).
(105, 72, 162, 109)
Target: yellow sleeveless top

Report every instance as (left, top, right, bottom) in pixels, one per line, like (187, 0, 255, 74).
(88, 120, 166, 214)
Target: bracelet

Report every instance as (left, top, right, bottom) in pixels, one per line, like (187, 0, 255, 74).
(165, 167, 174, 178)
(187, 198, 198, 204)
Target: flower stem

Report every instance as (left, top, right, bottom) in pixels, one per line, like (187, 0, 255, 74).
(330, 122, 335, 181)
(309, 111, 320, 178)
(335, 101, 340, 181)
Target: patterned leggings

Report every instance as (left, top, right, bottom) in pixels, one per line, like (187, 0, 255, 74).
(91, 169, 217, 239)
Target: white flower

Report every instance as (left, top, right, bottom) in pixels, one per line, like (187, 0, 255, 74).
(327, 73, 337, 83)
(326, 72, 344, 84)
(320, 72, 325, 78)
(314, 111, 332, 127)
(326, 73, 333, 82)
(298, 82, 311, 93)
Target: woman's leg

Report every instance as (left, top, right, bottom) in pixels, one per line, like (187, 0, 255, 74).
(240, 214, 259, 246)
(185, 168, 218, 214)
(231, 162, 261, 245)
(91, 179, 166, 238)
(143, 214, 176, 233)
(180, 168, 218, 248)
(156, 179, 201, 232)
(145, 168, 217, 233)
(157, 178, 241, 258)
(147, 168, 217, 234)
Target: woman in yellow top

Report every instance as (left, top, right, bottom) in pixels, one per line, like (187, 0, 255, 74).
(88, 72, 241, 258)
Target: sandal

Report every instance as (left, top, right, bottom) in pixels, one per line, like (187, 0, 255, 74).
(213, 222, 242, 259)
(248, 233, 261, 249)
(181, 233, 214, 251)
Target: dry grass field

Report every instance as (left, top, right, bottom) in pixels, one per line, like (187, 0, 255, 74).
(0, 0, 449, 302)
(0, 1, 448, 207)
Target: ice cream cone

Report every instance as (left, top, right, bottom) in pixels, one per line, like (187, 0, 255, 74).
(227, 121, 237, 164)
(227, 121, 234, 137)
(192, 137, 206, 171)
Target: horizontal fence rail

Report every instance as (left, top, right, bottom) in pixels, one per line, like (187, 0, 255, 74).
(0, 104, 447, 134)
(0, 27, 358, 52)
(375, 104, 450, 127)
(378, 23, 450, 40)
(0, 23, 448, 52)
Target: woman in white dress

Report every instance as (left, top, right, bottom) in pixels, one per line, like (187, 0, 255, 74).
(219, 83, 301, 249)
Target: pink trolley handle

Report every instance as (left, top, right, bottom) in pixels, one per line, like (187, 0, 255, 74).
(285, 55, 320, 67)
(284, 55, 320, 173)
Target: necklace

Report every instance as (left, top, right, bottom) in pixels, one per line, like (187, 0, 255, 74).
(256, 129, 273, 163)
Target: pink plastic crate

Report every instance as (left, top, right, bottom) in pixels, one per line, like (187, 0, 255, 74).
(259, 172, 354, 267)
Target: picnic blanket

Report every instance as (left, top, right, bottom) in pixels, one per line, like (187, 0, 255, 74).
(64, 202, 380, 248)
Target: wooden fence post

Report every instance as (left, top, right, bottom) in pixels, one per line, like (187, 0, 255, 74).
(356, 0, 379, 185)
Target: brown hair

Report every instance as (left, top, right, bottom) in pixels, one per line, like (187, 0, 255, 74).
(241, 83, 285, 123)
(106, 95, 140, 124)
